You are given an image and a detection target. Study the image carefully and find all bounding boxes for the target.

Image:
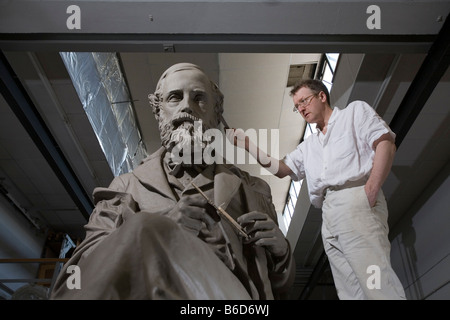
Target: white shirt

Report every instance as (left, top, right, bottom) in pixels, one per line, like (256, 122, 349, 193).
(283, 100, 395, 208)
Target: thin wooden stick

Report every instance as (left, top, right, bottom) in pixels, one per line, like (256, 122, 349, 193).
(191, 183, 249, 239)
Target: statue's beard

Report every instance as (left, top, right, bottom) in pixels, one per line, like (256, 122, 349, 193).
(159, 114, 211, 154)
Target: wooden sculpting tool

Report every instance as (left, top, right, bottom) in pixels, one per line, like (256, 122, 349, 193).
(191, 182, 249, 239)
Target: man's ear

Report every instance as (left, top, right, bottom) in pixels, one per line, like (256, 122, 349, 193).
(318, 91, 327, 103)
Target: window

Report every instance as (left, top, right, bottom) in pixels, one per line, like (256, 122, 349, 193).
(60, 52, 147, 176)
(281, 53, 339, 231)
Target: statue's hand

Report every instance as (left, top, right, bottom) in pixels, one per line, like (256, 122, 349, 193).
(166, 194, 218, 236)
(237, 211, 288, 258)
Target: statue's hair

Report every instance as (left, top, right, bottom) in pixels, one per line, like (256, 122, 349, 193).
(148, 63, 224, 126)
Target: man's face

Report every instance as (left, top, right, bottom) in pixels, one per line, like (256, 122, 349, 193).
(292, 87, 326, 124)
(158, 69, 217, 152)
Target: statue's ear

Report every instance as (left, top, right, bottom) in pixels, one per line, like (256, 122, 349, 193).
(148, 93, 160, 121)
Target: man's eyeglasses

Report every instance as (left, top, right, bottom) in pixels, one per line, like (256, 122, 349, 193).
(293, 93, 318, 113)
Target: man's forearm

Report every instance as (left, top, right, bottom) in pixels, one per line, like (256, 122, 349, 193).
(229, 129, 292, 178)
(243, 137, 292, 178)
(365, 139, 396, 203)
(244, 136, 272, 168)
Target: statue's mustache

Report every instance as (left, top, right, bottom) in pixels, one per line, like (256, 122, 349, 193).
(171, 113, 200, 127)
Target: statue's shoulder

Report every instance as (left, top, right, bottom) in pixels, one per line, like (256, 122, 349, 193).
(222, 164, 272, 197)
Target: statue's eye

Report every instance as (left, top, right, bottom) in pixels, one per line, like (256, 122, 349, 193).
(167, 93, 182, 103)
(194, 93, 207, 104)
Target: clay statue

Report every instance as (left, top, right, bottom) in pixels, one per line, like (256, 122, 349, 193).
(50, 63, 295, 300)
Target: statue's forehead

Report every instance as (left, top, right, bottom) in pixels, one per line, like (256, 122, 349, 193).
(157, 63, 204, 87)
(162, 70, 211, 93)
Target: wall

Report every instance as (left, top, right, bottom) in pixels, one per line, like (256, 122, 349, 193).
(390, 163, 450, 299)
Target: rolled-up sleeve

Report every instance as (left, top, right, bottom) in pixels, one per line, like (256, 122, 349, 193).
(283, 143, 306, 181)
(353, 101, 396, 149)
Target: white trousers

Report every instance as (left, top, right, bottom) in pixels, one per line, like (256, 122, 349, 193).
(321, 185, 406, 300)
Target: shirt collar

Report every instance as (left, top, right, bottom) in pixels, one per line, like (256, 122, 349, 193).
(328, 106, 339, 124)
(314, 106, 339, 135)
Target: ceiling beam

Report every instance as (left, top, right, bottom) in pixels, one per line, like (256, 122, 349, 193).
(1, 1, 448, 53)
(0, 33, 436, 54)
(0, 1, 447, 35)
(0, 51, 93, 220)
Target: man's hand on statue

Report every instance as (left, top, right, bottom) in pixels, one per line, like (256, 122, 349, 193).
(237, 211, 288, 258)
(225, 128, 247, 149)
(166, 194, 218, 235)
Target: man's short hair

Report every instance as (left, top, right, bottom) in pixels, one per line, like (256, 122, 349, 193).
(290, 79, 331, 106)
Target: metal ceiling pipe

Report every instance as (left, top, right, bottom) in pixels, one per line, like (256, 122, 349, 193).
(0, 51, 93, 221)
(298, 14, 450, 300)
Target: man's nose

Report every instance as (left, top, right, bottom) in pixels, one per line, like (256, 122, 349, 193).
(297, 105, 306, 113)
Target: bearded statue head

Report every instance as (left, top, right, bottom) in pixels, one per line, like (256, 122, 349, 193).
(148, 63, 224, 155)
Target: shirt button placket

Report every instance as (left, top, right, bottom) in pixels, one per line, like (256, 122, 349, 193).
(322, 145, 327, 179)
